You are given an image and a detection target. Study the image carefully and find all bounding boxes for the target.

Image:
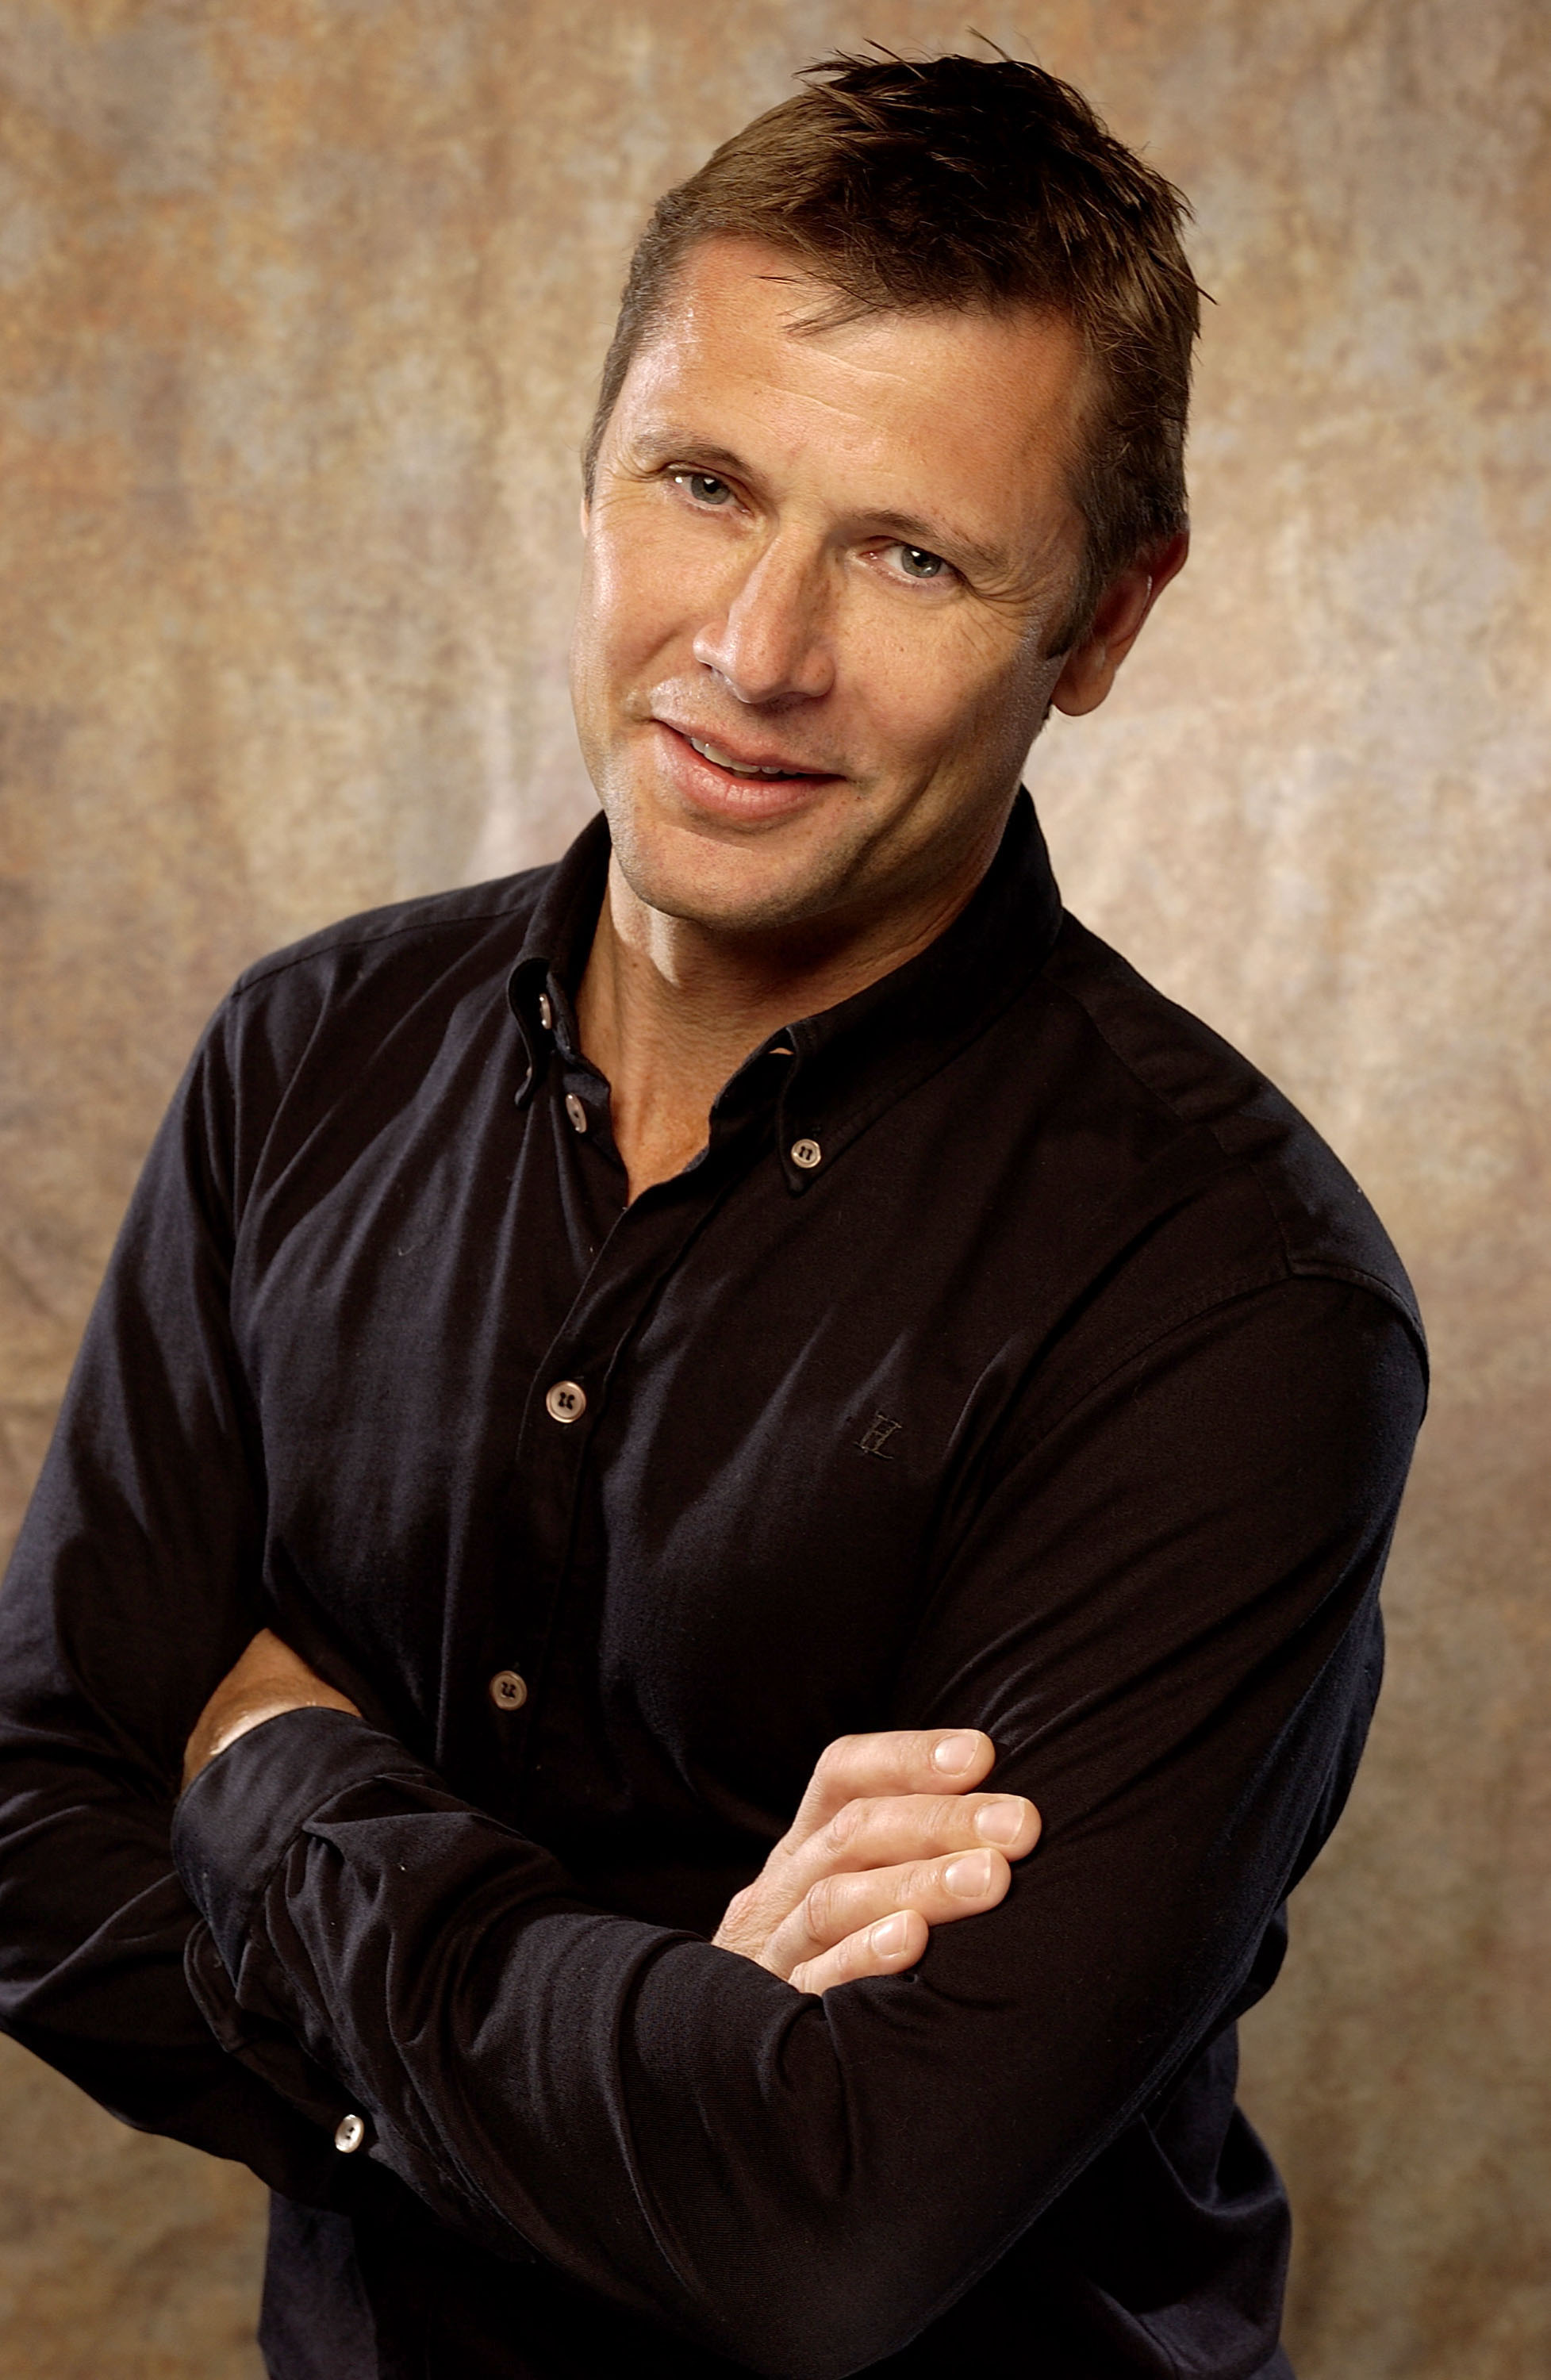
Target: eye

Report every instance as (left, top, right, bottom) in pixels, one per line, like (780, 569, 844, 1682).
(890, 543, 950, 582)
(670, 470, 735, 506)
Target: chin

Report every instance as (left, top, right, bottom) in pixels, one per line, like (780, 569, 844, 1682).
(604, 794, 859, 935)
(627, 858, 834, 938)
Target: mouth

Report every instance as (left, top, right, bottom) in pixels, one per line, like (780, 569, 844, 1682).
(649, 719, 842, 823)
(658, 723, 833, 783)
(679, 731, 825, 782)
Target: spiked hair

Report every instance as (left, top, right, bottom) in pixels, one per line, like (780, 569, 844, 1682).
(585, 52, 1200, 648)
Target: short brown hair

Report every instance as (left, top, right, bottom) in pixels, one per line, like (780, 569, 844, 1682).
(585, 52, 1200, 651)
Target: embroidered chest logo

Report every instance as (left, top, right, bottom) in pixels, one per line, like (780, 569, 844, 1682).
(857, 1411, 904, 1461)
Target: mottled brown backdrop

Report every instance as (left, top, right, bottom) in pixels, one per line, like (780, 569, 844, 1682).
(1, 2, 1546, 2374)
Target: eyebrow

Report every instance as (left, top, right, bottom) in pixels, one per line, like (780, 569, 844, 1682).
(632, 434, 750, 482)
(627, 426, 1013, 581)
(861, 509, 1011, 580)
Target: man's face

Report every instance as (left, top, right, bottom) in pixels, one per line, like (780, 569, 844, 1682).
(570, 237, 1095, 947)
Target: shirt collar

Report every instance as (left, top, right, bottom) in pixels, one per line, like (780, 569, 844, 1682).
(505, 791, 1063, 1183)
(506, 812, 613, 1104)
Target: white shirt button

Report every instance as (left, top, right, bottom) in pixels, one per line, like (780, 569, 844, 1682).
(334, 2113, 367, 2155)
(790, 1137, 822, 1169)
(538, 992, 554, 1030)
(489, 1668, 528, 1712)
(564, 1092, 587, 1133)
(545, 1379, 586, 1423)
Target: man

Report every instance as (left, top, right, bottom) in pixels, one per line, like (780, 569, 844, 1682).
(0, 52, 1423, 2380)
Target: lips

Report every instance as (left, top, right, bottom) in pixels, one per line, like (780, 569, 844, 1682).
(681, 731, 823, 781)
(651, 720, 840, 824)
(658, 720, 836, 783)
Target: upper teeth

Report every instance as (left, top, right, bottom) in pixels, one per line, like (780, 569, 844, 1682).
(689, 735, 807, 778)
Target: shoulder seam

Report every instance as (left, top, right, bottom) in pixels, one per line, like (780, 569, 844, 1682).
(1023, 1266, 1421, 1464)
(1043, 965, 1415, 1329)
(229, 899, 539, 1000)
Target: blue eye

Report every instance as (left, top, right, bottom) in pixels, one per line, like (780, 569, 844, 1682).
(675, 471, 732, 505)
(896, 545, 946, 580)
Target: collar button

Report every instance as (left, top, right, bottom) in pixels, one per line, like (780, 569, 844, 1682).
(790, 1137, 822, 1170)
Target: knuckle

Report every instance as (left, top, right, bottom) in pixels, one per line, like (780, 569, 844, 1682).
(815, 1734, 860, 1780)
(823, 1798, 866, 1852)
(803, 1875, 840, 1937)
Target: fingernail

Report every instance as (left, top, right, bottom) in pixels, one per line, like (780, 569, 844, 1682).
(933, 1731, 980, 1775)
(945, 1851, 995, 1897)
(974, 1798, 1025, 1845)
(870, 1913, 910, 1956)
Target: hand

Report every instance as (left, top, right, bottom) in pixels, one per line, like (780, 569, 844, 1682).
(182, 1628, 360, 1791)
(712, 1729, 1039, 1996)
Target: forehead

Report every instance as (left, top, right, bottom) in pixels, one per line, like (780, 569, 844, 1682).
(612, 236, 1090, 528)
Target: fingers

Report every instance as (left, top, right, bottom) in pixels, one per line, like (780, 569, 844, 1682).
(766, 1841, 1017, 1981)
(789, 1909, 929, 1997)
(789, 1910, 928, 1996)
(782, 1727, 997, 1848)
(781, 1787, 1041, 1902)
(710, 1727, 1038, 1986)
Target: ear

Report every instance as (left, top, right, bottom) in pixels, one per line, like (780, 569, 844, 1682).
(1050, 532, 1188, 718)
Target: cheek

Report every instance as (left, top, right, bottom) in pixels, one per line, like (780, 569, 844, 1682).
(567, 557, 612, 734)
(843, 605, 1035, 782)
(577, 507, 689, 680)
(943, 606, 1062, 766)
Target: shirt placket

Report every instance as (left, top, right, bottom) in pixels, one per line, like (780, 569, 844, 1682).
(476, 1115, 756, 1808)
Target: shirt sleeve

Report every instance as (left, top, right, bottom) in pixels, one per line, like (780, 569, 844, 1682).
(0, 1010, 370, 2208)
(168, 1273, 1424, 2378)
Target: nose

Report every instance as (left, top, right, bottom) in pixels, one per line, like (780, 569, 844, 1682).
(692, 535, 835, 707)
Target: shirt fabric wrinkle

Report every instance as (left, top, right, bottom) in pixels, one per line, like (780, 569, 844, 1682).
(0, 789, 1423, 2380)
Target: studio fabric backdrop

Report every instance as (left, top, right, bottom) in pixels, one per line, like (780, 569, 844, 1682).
(0, 4, 1546, 2375)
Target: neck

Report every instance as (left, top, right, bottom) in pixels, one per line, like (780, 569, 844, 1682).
(575, 854, 989, 1202)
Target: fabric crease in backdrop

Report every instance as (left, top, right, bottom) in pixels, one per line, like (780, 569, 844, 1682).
(0, 3, 1546, 2376)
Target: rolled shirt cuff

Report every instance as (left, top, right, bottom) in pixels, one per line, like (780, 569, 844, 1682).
(172, 1706, 439, 1972)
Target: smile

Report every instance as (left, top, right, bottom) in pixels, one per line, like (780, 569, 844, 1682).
(685, 735, 820, 781)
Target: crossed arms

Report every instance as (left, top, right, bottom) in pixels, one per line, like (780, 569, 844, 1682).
(184, 1633, 1041, 1997)
(0, 967, 1426, 2374)
(0, 1304, 1419, 2372)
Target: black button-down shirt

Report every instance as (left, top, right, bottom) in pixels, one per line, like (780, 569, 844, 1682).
(0, 795, 1425, 2379)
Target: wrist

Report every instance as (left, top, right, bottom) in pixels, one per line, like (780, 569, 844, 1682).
(182, 1688, 359, 1790)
